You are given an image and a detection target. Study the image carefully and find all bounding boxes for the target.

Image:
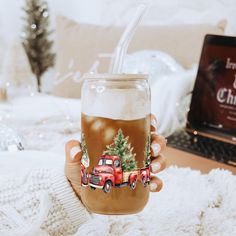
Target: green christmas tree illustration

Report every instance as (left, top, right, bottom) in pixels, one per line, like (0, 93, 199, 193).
(144, 134, 151, 167)
(81, 133, 89, 167)
(103, 129, 137, 172)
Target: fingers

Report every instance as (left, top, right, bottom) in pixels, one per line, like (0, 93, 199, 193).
(150, 133, 167, 157)
(150, 114, 157, 132)
(149, 114, 166, 193)
(151, 154, 166, 173)
(150, 113, 167, 157)
(149, 176, 163, 192)
(65, 140, 82, 199)
(65, 140, 82, 163)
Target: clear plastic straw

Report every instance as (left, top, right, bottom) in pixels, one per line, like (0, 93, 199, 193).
(109, 4, 147, 74)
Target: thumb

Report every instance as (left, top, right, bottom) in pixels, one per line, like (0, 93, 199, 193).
(65, 140, 82, 200)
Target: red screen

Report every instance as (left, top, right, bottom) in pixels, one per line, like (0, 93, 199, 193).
(188, 37, 236, 136)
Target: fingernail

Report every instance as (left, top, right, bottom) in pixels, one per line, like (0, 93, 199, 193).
(151, 143, 161, 157)
(151, 119, 157, 130)
(70, 146, 81, 161)
(151, 162, 161, 172)
(150, 183, 158, 191)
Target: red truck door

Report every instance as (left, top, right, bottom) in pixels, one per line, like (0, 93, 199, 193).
(113, 158, 122, 185)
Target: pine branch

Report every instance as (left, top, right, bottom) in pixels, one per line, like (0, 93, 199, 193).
(103, 129, 137, 171)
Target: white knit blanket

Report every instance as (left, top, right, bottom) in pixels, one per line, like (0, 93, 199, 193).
(77, 167, 236, 236)
(0, 151, 235, 236)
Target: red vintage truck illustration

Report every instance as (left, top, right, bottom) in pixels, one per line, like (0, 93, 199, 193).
(84, 155, 150, 193)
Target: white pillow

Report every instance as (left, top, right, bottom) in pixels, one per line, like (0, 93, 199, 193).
(122, 50, 184, 84)
(151, 66, 198, 136)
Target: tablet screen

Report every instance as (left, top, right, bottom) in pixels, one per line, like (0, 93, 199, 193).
(188, 35, 236, 137)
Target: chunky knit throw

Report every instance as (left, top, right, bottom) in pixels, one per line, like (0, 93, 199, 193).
(0, 168, 89, 236)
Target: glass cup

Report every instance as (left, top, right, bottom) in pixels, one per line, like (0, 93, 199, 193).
(81, 74, 151, 214)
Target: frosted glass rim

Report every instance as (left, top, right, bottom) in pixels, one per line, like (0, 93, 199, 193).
(83, 73, 148, 81)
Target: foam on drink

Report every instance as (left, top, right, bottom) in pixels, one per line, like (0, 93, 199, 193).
(82, 87, 150, 120)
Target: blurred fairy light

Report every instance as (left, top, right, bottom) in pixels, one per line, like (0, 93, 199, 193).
(31, 24, 37, 29)
(43, 11, 48, 17)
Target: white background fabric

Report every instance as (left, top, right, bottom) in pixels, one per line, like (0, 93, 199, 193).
(0, 0, 236, 42)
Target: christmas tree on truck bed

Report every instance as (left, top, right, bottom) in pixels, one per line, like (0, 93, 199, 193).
(103, 129, 137, 172)
(22, 0, 55, 92)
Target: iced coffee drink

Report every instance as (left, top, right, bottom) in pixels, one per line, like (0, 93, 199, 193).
(81, 74, 151, 214)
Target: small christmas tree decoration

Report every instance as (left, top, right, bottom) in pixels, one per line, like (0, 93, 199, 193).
(22, 0, 55, 92)
(103, 129, 137, 172)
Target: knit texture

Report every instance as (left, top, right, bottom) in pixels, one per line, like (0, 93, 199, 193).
(76, 167, 236, 236)
(0, 168, 90, 236)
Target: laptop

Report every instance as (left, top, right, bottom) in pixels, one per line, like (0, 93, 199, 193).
(168, 34, 236, 167)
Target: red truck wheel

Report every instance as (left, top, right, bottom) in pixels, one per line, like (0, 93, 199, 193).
(130, 180, 137, 190)
(103, 180, 112, 193)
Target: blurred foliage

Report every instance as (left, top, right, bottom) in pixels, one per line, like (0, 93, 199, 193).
(22, 0, 55, 92)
